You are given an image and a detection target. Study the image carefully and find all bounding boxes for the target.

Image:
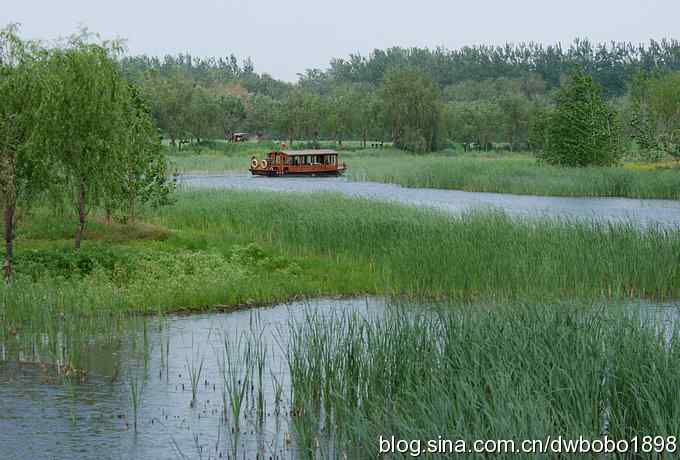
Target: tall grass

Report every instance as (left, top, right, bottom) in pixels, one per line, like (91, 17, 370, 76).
(153, 190, 680, 303)
(348, 152, 680, 200)
(286, 303, 680, 459)
(1, 188, 678, 359)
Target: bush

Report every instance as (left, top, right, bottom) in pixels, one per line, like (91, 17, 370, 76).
(540, 72, 622, 166)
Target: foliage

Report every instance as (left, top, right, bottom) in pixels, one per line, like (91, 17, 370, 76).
(541, 72, 622, 166)
(629, 72, 680, 160)
(0, 25, 50, 279)
(381, 68, 442, 152)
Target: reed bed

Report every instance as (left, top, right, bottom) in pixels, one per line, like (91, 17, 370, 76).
(347, 151, 680, 200)
(1, 188, 678, 372)
(286, 303, 680, 459)
(154, 190, 680, 303)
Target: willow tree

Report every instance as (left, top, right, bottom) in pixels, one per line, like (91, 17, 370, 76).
(0, 25, 47, 281)
(105, 83, 175, 223)
(38, 34, 127, 250)
(381, 68, 441, 152)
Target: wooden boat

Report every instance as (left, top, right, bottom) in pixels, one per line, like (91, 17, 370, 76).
(249, 149, 346, 176)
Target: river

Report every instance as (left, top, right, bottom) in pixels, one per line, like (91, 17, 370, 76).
(180, 173, 680, 229)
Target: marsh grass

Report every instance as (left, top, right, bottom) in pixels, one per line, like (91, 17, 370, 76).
(185, 337, 204, 407)
(285, 303, 680, 459)
(221, 334, 251, 432)
(1, 188, 678, 385)
(154, 190, 680, 303)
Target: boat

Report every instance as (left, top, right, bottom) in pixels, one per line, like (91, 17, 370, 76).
(249, 149, 346, 176)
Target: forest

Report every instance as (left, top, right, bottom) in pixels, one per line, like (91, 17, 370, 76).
(120, 39, 680, 155)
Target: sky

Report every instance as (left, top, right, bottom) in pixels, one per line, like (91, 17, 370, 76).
(3, 0, 679, 81)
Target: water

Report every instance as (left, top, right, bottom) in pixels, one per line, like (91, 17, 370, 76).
(1, 298, 677, 460)
(180, 173, 680, 229)
(0, 297, 384, 460)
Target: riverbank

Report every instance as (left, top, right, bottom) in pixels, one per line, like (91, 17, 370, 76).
(2, 189, 678, 333)
(170, 144, 680, 200)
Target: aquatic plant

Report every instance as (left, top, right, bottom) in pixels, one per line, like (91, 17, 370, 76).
(185, 337, 204, 408)
(285, 302, 680, 458)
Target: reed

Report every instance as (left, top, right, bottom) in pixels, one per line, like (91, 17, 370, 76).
(185, 337, 204, 408)
(220, 334, 251, 432)
(285, 302, 680, 458)
(348, 151, 680, 200)
(154, 190, 680, 303)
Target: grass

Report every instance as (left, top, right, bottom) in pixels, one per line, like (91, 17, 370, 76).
(348, 150, 680, 200)
(170, 140, 680, 200)
(154, 190, 680, 303)
(286, 302, 680, 459)
(2, 189, 679, 319)
(0, 188, 678, 375)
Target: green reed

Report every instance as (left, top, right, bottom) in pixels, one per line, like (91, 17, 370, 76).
(285, 302, 680, 459)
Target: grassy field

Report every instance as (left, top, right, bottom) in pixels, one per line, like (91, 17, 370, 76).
(170, 141, 680, 200)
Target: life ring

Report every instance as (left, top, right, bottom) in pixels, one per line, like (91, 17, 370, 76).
(261, 160, 268, 169)
(250, 158, 258, 169)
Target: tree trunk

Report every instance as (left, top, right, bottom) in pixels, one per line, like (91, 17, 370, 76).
(128, 190, 136, 224)
(105, 207, 113, 225)
(74, 181, 87, 251)
(3, 202, 14, 283)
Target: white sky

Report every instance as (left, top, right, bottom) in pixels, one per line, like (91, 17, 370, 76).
(3, 0, 678, 81)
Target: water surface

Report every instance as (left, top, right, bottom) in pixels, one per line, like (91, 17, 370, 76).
(180, 173, 680, 229)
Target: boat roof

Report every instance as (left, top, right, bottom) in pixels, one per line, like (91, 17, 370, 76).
(279, 149, 338, 156)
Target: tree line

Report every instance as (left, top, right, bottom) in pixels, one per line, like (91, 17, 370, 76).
(120, 39, 680, 156)
(0, 26, 173, 281)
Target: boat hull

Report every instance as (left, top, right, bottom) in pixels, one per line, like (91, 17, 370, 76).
(249, 168, 345, 177)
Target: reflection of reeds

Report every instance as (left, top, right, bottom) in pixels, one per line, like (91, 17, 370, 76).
(159, 334, 169, 381)
(128, 373, 143, 433)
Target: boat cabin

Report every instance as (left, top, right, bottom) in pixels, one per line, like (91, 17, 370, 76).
(249, 150, 346, 176)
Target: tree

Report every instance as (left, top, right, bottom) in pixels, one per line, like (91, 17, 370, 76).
(187, 85, 221, 143)
(146, 71, 194, 147)
(37, 33, 129, 250)
(356, 90, 384, 147)
(246, 94, 278, 138)
(105, 83, 175, 223)
(277, 89, 319, 145)
(381, 68, 442, 152)
(0, 25, 48, 281)
(630, 72, 680, 160)
(218, 94, 246, 140)
(541, 72, 622, 166)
